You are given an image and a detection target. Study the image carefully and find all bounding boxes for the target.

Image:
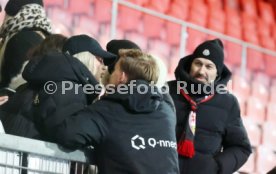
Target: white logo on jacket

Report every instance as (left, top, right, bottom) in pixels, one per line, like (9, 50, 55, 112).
(131, 135, 177, 150)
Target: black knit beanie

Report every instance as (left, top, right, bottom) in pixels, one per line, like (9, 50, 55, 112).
(106, 39, 141, 73)
(191, 39, 224, 76)
(5, 0, 44, 16)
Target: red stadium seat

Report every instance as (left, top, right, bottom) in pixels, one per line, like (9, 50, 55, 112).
(232, 75, 251, 99)
(125, 32, 148, 50)
(165, 1, 189, 45)
(51, 19, 71, 36)
(246, 96, 266, 124)
(127, 0, 149, 6)
(205, 0, 223, 9)
(256, 146, 276, 173)
(169, 47, 181, 74)
(207, 7, 225, 33)
(224, 7, 242, 39)
(223, 0, 239, 10)
(44, 0, 65, 7)
(251, 82, 269, 103)
(117, 5, 142, 32)
(166, 1, 189, 20)
(252, 72, 271, 87)
(264, 55, 276, 77)
(269, 85, 276, 102)
(146, 0, 170, 13)
(225, 42, 242, 66)
(243, 30, 259, 45)
(188, 1, 208, 27)
(148, 39, 171, 66)
(262, 122, 276, 150)
(142, 13, 165, 39)
(272, 23, 276, 40)
(94, 0, 112, 23)
(235, 95, 246, 117)
(266, 102, 276, 123)
(72, 16, 99, 37)
(68, 0, 92, 15)
(257, 1, 275, 24)
(186, 29, 207, 54)
(240, 0, 258, 17)
(260, 36, 275, 50)
(225, 22, 242, 39)
(257, 18, 271, 38)
(247, 48, 265, 71)
(243, 118, 262, 146)
(48, 8, 73, 28)
(165, 22, 182, 46)
(241, 13, 258, 40)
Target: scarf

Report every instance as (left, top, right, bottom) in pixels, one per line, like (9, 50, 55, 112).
(177, 89, 214, 158)
(0, 4, 52, 42)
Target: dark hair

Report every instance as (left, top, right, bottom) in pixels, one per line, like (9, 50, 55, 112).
(28, 34, 68, 58)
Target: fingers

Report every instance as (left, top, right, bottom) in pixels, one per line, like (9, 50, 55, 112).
(0, 96, 9, 105)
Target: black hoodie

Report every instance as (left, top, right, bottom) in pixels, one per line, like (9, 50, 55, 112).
(37, 80, 179, 174)
(168, 56, 252, 174)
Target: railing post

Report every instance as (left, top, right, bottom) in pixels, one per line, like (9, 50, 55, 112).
(241, 43, 248, 78)
(179, 25, 188, 58)
(110, 0, 119, 39)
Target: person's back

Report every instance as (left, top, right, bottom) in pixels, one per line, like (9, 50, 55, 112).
(0, 84, 40, 138)
(0, 34, 67, 139)
(89, 81, 178, 174)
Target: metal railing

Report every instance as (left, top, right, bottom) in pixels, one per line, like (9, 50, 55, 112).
(109, 0, 276, 78)
(0, 133, 96, 174)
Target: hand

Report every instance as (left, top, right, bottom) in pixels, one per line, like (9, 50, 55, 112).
(0, 96, 8, 105)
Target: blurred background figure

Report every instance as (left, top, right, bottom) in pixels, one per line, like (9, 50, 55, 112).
(0, 0, 52, 93)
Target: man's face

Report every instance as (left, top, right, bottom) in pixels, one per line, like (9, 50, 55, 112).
(108, 60, 127, 86)
(189, 58, 218, 84)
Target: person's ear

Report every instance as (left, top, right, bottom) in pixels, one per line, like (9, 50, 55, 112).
(119, 71, 128, 83)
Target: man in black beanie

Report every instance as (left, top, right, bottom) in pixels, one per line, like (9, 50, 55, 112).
(167, 38, 252, 174)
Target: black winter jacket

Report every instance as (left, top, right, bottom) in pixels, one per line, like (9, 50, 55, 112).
(36, 80, 179, 174)
(0, 51, 100, 139)
(168, 56, 252, 174)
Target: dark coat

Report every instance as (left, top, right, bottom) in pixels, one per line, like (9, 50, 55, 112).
(35, 80, 179, 174)
(168, 56, 252, 174)
(0, 51, 100, 139)
(0, 84, 40, 138)
(0, 30, 45, 88)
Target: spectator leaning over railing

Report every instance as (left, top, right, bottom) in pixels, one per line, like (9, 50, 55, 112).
(34, 49, 179, 174)
(0, 34, 67, 139)
(21, 35, 116, 139)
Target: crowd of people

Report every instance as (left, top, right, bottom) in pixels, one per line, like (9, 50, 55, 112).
(0, 0, 256, 174)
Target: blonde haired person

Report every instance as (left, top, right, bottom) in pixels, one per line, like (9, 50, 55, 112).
(63, 35, 116, 84)
(72, 51, 106, 84)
